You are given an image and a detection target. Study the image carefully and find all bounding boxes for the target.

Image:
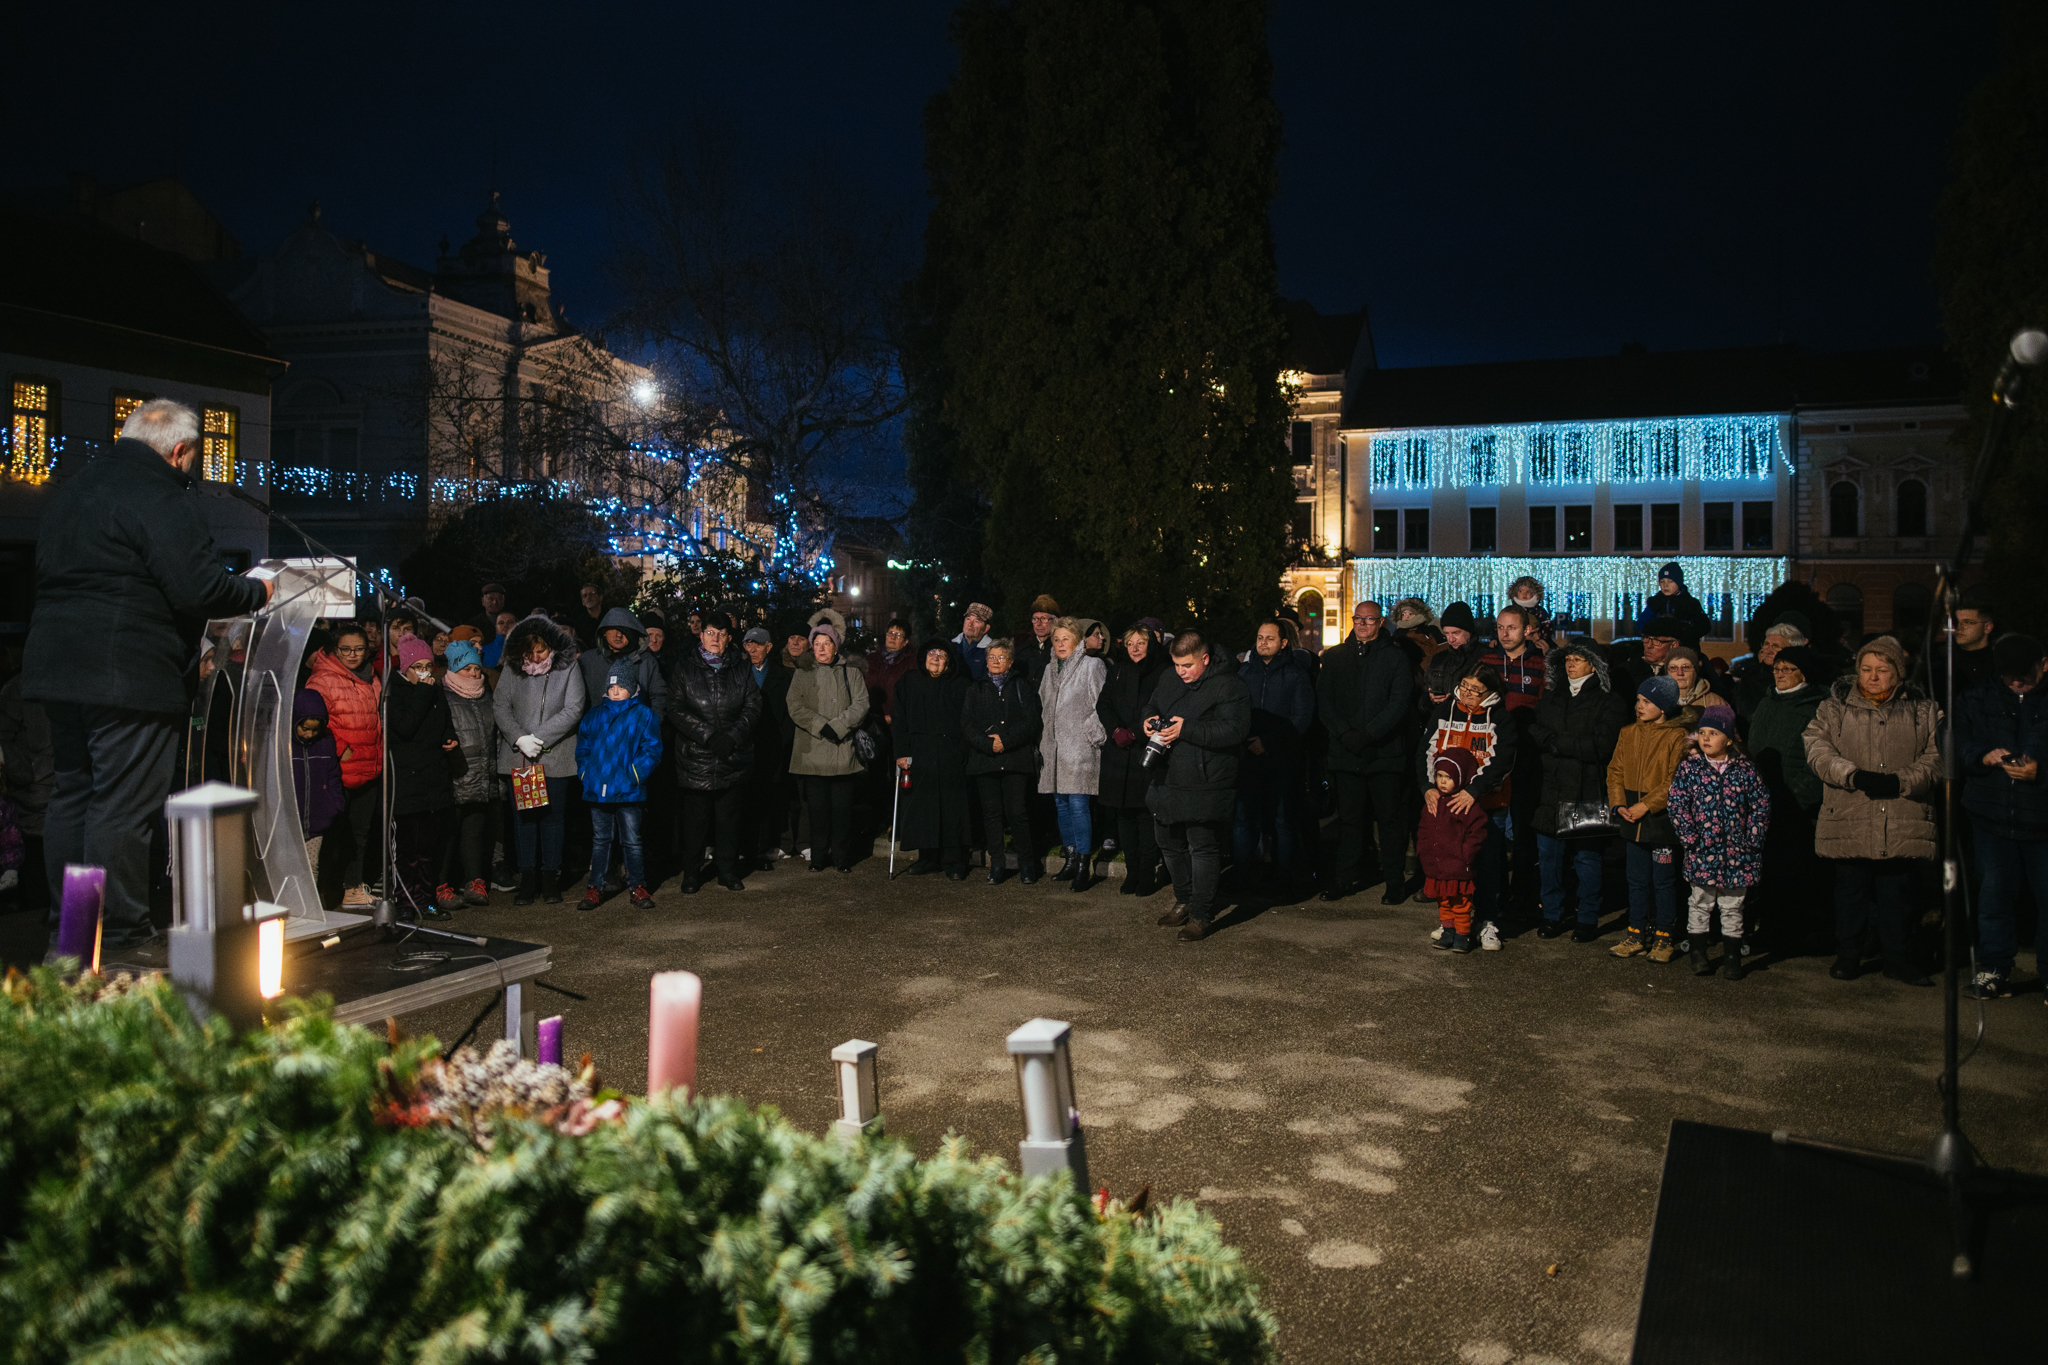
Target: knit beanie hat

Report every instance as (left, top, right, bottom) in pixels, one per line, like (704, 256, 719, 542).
(397, 637, 434, 673)
(1765, 610, 1812, 643)
(1992, 633, 2044, 682)
(1856, 634, 1909, 684)
(1658, 561, 1686, 587)
(1432, 747, 1480, 792)
(1638, 674, 1681, 715)
(450, 624, 484, 643)
(293, 687, 328, 723)
(444, 640, 484, 673)
(1440, 601, 1477, 634)
(810, 622, 843, 649)
(1773, 644, 1820, 683)
(1697, 704, 1736, 737)
(606, 672, 640, 698)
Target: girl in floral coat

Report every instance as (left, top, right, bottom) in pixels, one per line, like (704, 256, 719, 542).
(1667, 706, 1771, 979)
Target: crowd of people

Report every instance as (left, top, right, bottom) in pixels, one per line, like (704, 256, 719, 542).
(244, 561, 2046, 998)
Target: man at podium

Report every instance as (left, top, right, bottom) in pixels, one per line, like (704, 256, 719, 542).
(22, 399, 272, 955)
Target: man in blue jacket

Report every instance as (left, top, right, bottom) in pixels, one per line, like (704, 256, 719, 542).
(23, 400, 272, 954)
(1235, 621, 1316, 893)
(1953, 633, 2048, 999)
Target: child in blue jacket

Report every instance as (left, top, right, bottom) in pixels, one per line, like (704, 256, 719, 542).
(578, 671, 664, 909)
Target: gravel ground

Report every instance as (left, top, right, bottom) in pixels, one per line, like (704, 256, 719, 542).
(8, 852, 2043, 1364)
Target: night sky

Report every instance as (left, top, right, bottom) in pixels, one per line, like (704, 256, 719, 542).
(9, 1, 1999, 369)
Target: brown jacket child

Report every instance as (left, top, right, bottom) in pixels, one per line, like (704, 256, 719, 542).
(1606, 673, 1700, 962)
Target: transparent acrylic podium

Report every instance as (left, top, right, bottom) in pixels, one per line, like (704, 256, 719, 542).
(188, 558, 369, 941)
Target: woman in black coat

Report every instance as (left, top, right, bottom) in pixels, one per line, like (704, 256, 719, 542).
(1527, 641, 1629, 940)
(388, 648, 457, 919)
(1095, 625, 1169, 894)
(666, 614, 762, 892)
(962, 640, 1044, 884)
(892, 641, 973, 877)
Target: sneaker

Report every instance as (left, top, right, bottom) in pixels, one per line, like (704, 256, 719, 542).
(464, 879, 489, 906)
(342, 885, 374, 908)
(435, 883, 462, 911)
(1648, 932, 1677, 964)
(1430, 925, 1454, 950)
(799, 847, 811, 862)
(580, 886, 602, 911)
(1479, 922, 1501, 952)
(1610, 930, 1647, 959)
(629, 886, 655, 910)
(1967, 970, 2010, 999)
(1428, 924, 1444, 942)
(764, 847, 786, 861)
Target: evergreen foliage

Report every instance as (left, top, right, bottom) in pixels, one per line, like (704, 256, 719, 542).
(1934, 0, 2048, 628)
(908, 0, 1294, 646)
(0, 969, 1276, 1364)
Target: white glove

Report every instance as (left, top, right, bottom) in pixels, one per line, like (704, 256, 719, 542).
(516, 734, 544, 759)
(0, 869, 16, 893)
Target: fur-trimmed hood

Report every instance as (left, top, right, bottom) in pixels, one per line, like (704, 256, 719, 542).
(504, 613, 578, 673)
(1545, 641, 1613, 693)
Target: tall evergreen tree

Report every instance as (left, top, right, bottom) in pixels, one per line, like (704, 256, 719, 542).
(1934, 1, 2048, 628)
(907, 0, 1293, 646)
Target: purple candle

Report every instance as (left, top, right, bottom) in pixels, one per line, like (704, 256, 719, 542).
(537, 1015, 564, 1067)
(57, 865, 105, 971)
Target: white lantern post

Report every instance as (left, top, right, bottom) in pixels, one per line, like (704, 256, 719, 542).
(1006, 1018, 1089, 1189)
(166, 781, 286, 1029)
(831, 1039, 881, 1139)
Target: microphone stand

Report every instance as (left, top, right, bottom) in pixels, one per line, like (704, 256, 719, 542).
(220, 486, 478, 947)
(1773, 331, 2048, 1279)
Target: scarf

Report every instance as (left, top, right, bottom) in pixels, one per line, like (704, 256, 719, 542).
(1776, 682, 1805, 695)
(700, 647, 726, 670)
(991, 671, 1011, 692)
(1568, 673, 1591, 696)
(521, 653, 553, 677)
(882, 647, 903, 665)
(1678, 679, 1718, 707)
(443, 668, 485, 699)
(1859, 685, 1896, 705)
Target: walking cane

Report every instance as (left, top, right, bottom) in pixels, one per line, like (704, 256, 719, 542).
(889, 765, 902, 878)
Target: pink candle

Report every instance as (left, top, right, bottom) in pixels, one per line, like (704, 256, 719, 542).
(647, 971, 701, 1097)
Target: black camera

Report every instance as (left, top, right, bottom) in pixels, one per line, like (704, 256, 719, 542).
(1140, 719, 1175, 771)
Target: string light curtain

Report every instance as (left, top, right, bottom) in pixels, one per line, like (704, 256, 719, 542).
(8, 379, 54, 484)
(1351, 555, 1789, 627)
(1367, 414, 1786, 491)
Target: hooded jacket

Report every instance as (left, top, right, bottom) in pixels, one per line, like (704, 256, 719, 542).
(892, 646, 974, 849)
(668, 645, 761, 791)
(1803, 668, 1943, 861)
(442, 672, 499, 805)
(1667, 751, 1772, 887)
(577, 607, 669, 719)
(1142, 662, 1252, 825)
(1037, 649, 1107, 796)
(786, 649, 870, 777)
(387, 673, 457, 815)
(1417, 749, 1492, 883)
(578, 693, 664, 803)
(493, 615, 586, 777)
(306, 647, 383, 789)
(1317, 632, 1414, 777)
(1095, 643, 1169, 807)
(1529, 646, 1630, 826)
(1418, 689, 1516, 811)
(291, 688, 345, 838)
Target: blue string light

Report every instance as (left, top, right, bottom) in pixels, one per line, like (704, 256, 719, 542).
(1351, 554, 1789, 626)
(1366, 414, 1786, 491)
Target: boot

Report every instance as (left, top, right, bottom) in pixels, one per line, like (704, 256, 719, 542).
(541, 871, 562, 904)
(1688, 939, 1715, 975)
(1054, 847, 1077, 881)
(1118, 865, 1139, 894)
(1071, 861, 1092, 893)
(1720, 937, 1747, 980)
(513, 870, 538, 906)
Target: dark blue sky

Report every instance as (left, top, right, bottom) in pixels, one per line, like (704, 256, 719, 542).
(8, 1, 1998, 368)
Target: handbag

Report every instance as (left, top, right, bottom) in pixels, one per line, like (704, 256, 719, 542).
(853, 725, 879, 765)
(1551, 800, 1623, 839)
(511, 764, 549, 811)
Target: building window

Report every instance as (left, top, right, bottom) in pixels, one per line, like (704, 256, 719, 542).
(1290, 501, 1313, 548)
(1896, 480, 1928, 537)
(1742, 501, 1774, 551)
(1613, 503, 1643, 551)
(1404, 508, 1430, 553)
(111, 390, 151, 441)
(202, 405, 237, 483)
(1469, 506, 1497, 553)
(1829, 481, 1860, 538)
(1651, 503, 1681, 551)
(1704, 501, 1734, 551)
(8, 376, 59, 484)
(1528, 505, 1556, 552)
(1291, 421, 1313, 464)
(1563, 504, 1592, 552)
(1372, 508, 1398, 554)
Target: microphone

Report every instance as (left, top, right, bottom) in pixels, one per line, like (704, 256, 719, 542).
(1993, 328, 2048, 409)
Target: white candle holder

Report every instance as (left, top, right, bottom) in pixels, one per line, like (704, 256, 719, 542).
(1006, 1018, 1089, 1189)
(831, 1039, 880, 1139)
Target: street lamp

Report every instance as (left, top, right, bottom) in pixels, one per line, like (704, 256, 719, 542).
(1006, 1018, 1089, 1189)
(166, 781, 289, 1029)
(831, 1038, 880, 1139)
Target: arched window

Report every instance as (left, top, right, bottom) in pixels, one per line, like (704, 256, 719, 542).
(1296, 588, 1325, 644)
(1896, 480, 1928, 537)
(1829, 481, 1860, 539)
(1892, 581, 1933, 640)
(1826, 582, 1865, 642)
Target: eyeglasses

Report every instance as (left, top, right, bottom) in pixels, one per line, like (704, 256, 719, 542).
(335, 645, 366, 657)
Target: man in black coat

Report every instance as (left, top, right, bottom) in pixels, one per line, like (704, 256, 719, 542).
(23, 401, 271, 953)
(739, 627, 798, 867)
(667, 617, 761, 891)
(1316, 600, 1416, 905)
(1144, 631, 1252, 941)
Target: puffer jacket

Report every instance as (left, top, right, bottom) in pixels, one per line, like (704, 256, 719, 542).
(577, 697, 663, 804)
(443, 682, 498, 805)
(1095, 648, 1168, 807)
(1605, 711, 1698, 847)
(1954, 678, 2048, 842)
(306, 647, 383, 789)
(1142, 664, 1252, 825)
(1747, 682, 1826, 812)
(1804, 678, 1942, 860)
(1529, 647, 1629, 828)
(1238, 649, 1316, 774)
(493, 615, 586, 777)
(964, 672, 1042, 777)
(1666, 753, 1771, 887)
(387, 676, 456, 815)
(576, 607, 669, 719)
(787, 657, 870, 777)
(1417, 693, 1517, 811)
(1037, 652, 1107, 796)
(669, 646, 761, 791)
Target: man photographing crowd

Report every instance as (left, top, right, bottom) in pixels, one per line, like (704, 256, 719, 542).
(23, 399, 273, 956)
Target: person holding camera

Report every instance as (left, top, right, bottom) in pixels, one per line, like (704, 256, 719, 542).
(1144, 631, 1251, 942)
(963, 640, 1044, 884)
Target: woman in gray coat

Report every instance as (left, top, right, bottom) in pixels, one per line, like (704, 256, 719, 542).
(1802, 634, 1941, 985)
(1039, 617, 1107, 892)
(786, 622, 870, 871)
(438, 639, 499, 906)
(493, 613, 587, 903)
